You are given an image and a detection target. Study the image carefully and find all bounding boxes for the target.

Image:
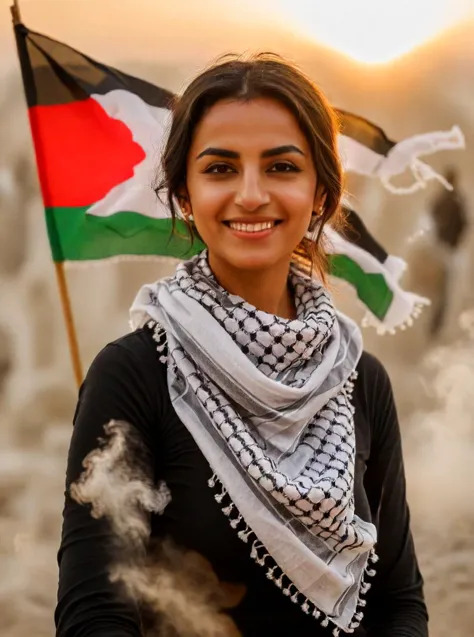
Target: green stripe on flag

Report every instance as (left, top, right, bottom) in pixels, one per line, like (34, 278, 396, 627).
(45, 207, 204, 261)
(329, 254, 393, 320)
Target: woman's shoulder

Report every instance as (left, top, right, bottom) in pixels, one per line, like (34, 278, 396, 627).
(109, 324, 161, 354)
(77, 325, 171, 433)
(354, 350, 394, 424)
(86, 325, 166, 386)
(356, 350, 391, 386)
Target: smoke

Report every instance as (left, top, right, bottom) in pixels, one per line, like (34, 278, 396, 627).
(403, 310, 474, 637)
(71, 420, 243, 637)
(71, 420, 171, 550)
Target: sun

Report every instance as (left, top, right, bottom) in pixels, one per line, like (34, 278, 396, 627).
(266, 0, 471, 64)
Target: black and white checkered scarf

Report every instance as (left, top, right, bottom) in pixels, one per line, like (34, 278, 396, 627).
(130, 251, 378, 635)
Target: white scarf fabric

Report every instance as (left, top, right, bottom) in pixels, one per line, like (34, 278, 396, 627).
(130, 251, 378, 634)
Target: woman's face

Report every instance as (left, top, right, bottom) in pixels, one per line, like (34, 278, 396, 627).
(185, 97, 321, 276)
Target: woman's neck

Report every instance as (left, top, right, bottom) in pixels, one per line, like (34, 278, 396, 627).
(208, 256, 296, 319)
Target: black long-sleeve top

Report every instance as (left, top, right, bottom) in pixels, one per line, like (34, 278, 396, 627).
(55, 326, 428, 636)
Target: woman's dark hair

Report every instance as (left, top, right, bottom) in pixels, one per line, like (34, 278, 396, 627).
(156, 53, 345, 281)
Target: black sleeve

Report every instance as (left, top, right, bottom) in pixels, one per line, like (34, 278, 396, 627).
(361, 355, 429, 637)
(55, 335, 161, 637)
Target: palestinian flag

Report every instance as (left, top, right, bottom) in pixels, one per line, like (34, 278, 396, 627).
(328, 206, 429, 334)
(337, 110, 464, 195)
(15, 24, 463, 332)
(13, 22, 197, 264)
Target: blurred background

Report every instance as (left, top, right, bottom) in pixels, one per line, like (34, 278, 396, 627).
(0, 1, 473, 635)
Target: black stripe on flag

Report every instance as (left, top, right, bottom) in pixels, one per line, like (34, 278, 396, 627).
(341, 207, 388, 264)
(14, 24, 174, 109)
(336, 109, 396, 157)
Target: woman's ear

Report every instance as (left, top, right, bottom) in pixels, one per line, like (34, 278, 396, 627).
(313, 189, 327, 215)
(177, 188, 190, 215)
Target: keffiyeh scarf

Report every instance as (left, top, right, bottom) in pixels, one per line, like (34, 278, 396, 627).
(130, 251, 378, 634)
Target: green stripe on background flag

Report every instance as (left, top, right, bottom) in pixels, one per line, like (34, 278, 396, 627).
(45, 208, 204, 261)
(329, 254, 393, 320)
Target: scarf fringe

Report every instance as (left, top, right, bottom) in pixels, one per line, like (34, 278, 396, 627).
(148, 320, 168, 364)
(207, 470, 377, 635)
(344, 370, 358, 405)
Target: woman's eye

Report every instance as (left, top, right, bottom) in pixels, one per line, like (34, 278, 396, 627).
(268, 162, 300, 173)
(204, 163, 235, 174)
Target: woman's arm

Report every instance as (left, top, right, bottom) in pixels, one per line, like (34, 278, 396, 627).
(55, 333, 161, 637)
(361, 354, 429, 637)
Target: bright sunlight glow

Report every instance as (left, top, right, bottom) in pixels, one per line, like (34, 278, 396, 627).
(266, 0, 472, 64)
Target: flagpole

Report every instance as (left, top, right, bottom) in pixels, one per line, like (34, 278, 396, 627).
(10, 1, 83, 389)
(10, 0, 21, 25)
(54, 262, 83, 388)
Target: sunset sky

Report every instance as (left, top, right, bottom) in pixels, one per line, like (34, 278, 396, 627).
(0, 0, 473, 75)
(265, 0, 473, 63)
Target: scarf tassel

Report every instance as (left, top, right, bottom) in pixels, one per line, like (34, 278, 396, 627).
(344, 371, 358, 407)
(148, 320, 168, 364)
(207, 471, 376, 635)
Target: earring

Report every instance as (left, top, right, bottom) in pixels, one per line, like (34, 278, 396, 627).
(181, 203, 193, 220)
(181, 208, 194, 238)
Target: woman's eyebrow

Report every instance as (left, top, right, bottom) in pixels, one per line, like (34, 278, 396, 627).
(196, 145, 305, 160)
(196, 147, 239, 160)
(261, 145, 305, 158)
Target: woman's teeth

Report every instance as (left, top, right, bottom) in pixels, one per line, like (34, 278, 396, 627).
(228, 221, 275, 233)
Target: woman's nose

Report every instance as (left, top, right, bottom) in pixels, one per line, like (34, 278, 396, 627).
(234, 171, 270, 211)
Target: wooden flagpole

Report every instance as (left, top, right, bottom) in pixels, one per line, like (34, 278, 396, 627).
(10, 0, 21, 24)
(54, 263, 83, 389)
(11, 0, 84, 389)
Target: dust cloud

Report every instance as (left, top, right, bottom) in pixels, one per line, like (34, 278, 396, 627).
(403, 315, 474, 637)
(71, 420, 243, 637)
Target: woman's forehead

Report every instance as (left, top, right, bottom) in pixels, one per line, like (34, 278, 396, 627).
(191, 98, 309, 152)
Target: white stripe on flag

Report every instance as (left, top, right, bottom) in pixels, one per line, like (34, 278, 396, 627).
(87, 90, 172, 220)
(340, 126, 465, 194)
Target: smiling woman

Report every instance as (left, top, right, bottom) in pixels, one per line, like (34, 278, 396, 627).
(156, 56, 344, 315)
(56, 53, 428, 637)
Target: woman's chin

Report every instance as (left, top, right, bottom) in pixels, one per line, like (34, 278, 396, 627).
(217, 252, 289, 273)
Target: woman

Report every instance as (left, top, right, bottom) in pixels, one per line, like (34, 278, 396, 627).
(55, 54, 428, 636)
